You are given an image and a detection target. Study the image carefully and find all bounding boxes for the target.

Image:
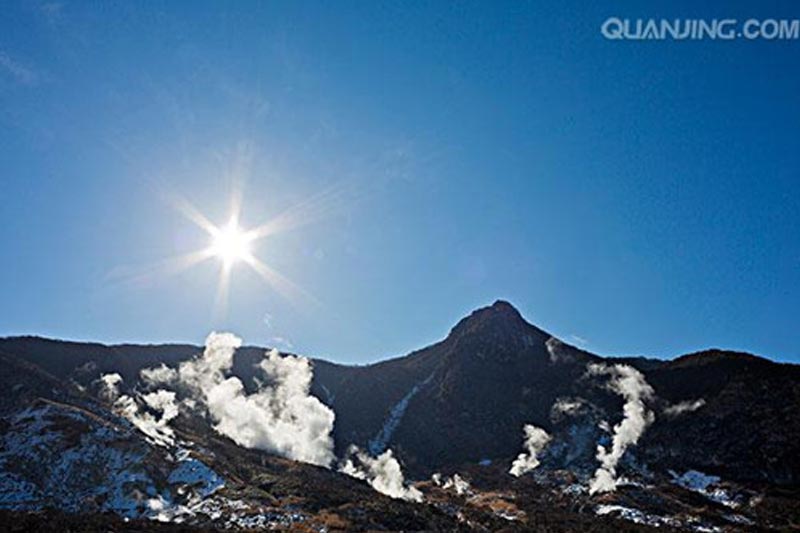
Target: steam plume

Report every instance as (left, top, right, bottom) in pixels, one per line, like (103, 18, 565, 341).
(546, 337, 568, 363)
(432, 473, 471, 495)
(664, 398, 705, 417)
(586, 363, 654, 494)
(340, 446, 423, 502)
(551, 397, 586, 418)
(140, 332, 335, 466)
(99, 373, 122, 400)
(142, 390, 180, 423)
(101, 373, 179, 446)
(140, 364, 177, 387)
(509, 424, 551, 477)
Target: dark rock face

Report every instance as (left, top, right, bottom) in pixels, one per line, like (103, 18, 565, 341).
(319, 301, 595, 473)
(641, 351, 800, 485)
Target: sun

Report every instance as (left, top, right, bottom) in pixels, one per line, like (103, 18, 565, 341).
(139, 189, 321, 317)
(210, 219, 253, 267)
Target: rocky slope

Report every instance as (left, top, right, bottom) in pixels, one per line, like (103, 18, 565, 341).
(1, 300, 799, 531)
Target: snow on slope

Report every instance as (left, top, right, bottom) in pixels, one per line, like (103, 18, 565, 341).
(0, 402, 232, 520)
(168, 454, 225, 498)
(368, 372, 435, 456)
(0, 403, 156, 516)
(670, 470, 738, 508)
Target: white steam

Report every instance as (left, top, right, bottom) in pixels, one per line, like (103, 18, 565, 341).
(432, 473, 471, 495)
(546, 337, 568, 363)
(205, 346, 335, 466)
(340, 446, 423, 502)
(140, 364, 177, 387)
(551, 397, 586, 418)
(139, 332, 336, 467)
(101, 373, 179, 447)
(509, 424, 551, 477)
(99, 373, 122, 400)
(586, 363, 654, 494)
(142, 390, 179, 423)
(664, 398, 705, 417)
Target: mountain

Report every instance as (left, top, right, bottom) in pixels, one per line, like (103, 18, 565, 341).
(314, 301, 800, 485)
(1, 300, 799, 531)
(315, 301, 599, 472)
(0, 350, 467, 532)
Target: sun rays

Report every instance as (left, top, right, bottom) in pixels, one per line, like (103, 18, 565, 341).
(166, 192, 320, 317)
(105, 145, 369, 319)
(107, 186, 331, 317)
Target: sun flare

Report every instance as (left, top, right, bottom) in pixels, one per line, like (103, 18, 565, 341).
(138, 189, 325, 317)
(210, 219, 253, 266)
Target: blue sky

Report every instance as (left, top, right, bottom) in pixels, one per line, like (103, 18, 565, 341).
(1, 1, 798, 363)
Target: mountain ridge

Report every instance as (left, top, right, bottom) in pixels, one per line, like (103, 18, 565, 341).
(1, 300, 799, 531)
(0, 300, 783, 369)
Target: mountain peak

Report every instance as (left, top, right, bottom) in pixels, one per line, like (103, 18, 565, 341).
(489, 299, 519, 313)
(448, 300, 543, 341)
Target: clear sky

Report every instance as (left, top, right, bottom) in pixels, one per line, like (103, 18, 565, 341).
(1, 1, 798, 363)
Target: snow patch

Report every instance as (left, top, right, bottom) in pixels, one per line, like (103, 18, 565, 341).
(168, 457, 225, 498)
(319, 383, 335, 405)
(670, 470, 737, 508)
(0, 404, 157, 517)
(0, 403, 229, 522)
(368, 372, 434, 456)
(595, 504, 682, 528)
